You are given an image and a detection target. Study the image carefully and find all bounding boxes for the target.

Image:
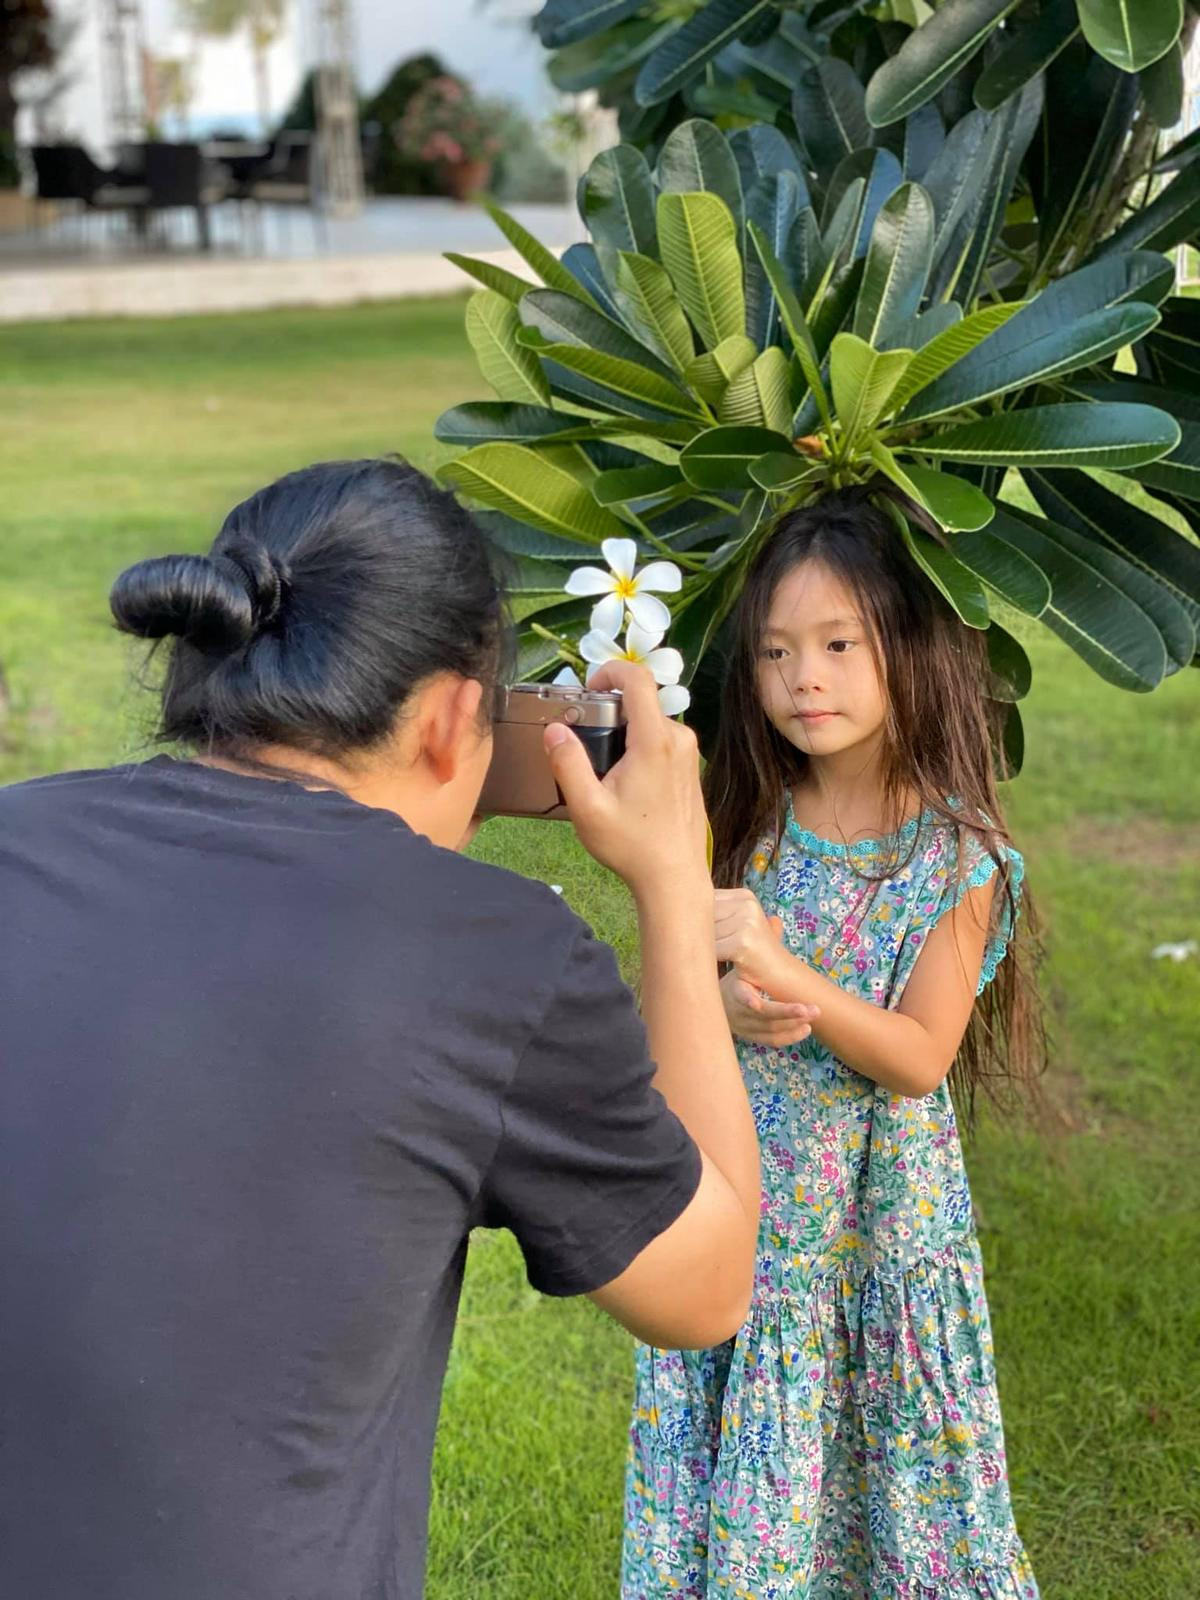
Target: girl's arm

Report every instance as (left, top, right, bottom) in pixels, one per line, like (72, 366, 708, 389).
(714, 881, 996, 1098)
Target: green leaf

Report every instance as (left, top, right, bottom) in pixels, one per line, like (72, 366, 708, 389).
(999, 701, 1024, 777)
(1037, 42, 1139, 273)
(535, 0, 647, 49)
(853, 182, 935, 348)
(483, 199, 599, 307)
(477, 510, 597, 563)
(612, 251, 697, 374)
(1128, 416, 1200, 501)
(919, 403, 1180, 469)
(680, 424, 797, 489)
(1140, 39, 1184, 127)
(898, 462, 996, 531)
(518, 287, 679, 379)
(655, 118, 744, 235)
(727, 124, 808, 199)
(444, 252, 533, 303)
(747, 220, 834, 436)
(657, 191, 747, 352)
(434, 402, 616, 446)
(986, 622, 1033, 701)
(951, 517, 1052, 615)
(880, 498, 990, 628)
(684, 333, 758, 406)
(973, 0, 1079, 110)
(829, 333, 913, 447)
(901, 303, 1160, 423)
(748, 450, 821, 491)
(984, 505, 1167, 688)
(949, 79, 1043, 307)
(548, 17, 674, 92)
(1096, 159, 1200, 257)
(578, 145, 659, 260)
(635, 0, 775, 108)
(718, 347, 792, 430)
(592, 461, 686, 505)
(465, 291, 551, 405)
(1076, 0, 1183, 74)
(519, 335, 705, 418)
(865, 0, 1022, 128)
(883, 302, 963, 353)
(791, 57, 873, 182)
(744, 170, 802, 351)
(440, 443, 627, 544)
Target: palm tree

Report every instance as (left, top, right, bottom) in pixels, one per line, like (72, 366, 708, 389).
(177, 0, 288, 135)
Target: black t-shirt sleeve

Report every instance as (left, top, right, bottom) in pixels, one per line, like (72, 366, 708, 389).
(475, 923, 702, 1297)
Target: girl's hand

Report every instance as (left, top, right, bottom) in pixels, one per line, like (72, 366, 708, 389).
(714, 888, 793, 992)
(719, 967, 819, 1048)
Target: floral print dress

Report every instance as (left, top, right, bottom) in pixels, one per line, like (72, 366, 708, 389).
(621, 795, 1038, 1600)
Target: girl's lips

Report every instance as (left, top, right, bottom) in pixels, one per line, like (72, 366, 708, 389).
(795, 710, 836, 721)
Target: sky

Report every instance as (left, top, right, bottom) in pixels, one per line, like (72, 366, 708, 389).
(50, 0, 553, 155)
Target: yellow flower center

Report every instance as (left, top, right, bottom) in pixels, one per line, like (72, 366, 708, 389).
(614, 575, 638, 600)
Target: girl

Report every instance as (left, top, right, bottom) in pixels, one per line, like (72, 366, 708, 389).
(622, 487, 1042, 1600)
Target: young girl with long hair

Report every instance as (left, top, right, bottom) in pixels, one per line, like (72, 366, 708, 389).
(622, 486, 1043, 1600)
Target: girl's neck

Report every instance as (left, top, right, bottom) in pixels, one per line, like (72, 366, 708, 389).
(791, 743, 917, 846)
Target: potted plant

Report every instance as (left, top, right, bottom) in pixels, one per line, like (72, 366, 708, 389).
(395, 73, 502, 201)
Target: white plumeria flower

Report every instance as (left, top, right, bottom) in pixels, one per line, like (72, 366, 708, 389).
(564, 537, 683, 638)
(554, 649, 690, 716)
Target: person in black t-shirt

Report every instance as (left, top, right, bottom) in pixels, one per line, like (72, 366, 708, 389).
(0, 459, 814, 1600)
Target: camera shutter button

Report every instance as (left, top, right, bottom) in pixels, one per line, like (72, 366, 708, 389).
(563, 704, 582, 725)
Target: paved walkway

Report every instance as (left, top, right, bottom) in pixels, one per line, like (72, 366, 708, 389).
(0, 198, 582, 323)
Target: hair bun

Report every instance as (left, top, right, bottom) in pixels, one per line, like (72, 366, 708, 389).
(109, 540, 289, 653)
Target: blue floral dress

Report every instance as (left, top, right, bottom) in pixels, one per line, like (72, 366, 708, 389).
(621, 795, 1037, 1600)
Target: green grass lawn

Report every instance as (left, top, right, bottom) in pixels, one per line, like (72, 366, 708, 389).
(2, 300, 1197, 1598)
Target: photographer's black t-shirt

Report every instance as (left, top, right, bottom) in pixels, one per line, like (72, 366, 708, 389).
(0, 756, 701, 1599)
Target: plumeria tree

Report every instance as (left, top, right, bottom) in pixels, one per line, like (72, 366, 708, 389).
(435, 1, 1200, 763)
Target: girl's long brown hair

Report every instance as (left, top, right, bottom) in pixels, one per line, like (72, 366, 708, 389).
(703, 485, 1045, 1122)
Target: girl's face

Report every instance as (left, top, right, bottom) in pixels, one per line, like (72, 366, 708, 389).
(756, 558, 888, 759)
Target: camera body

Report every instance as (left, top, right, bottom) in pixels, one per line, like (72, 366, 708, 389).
(479, 683, 626, 820)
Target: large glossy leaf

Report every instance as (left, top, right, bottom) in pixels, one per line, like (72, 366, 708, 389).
(684, 333, 758, 406)
(680, 424, 796, 489)
(973, 0, 1079, 110)
(1140, 39, 1184, 128)
(578, 145, 659, 259)
(727, 124, 807, 200)
(951, 517, 1052, 615)
(882, 302, 962, 354)
(1036, 45, 1139, 271)
(592, 461, 686, 505)
(534, 0, 647, 49)
(1142, 294, 1200, 384)
(466, 291, 551, 405)
(520, 335, 705, 418)
(879, 497, 990, 628)
(518, 288, 680, 380)
(612, 251, 697, 375)
(1128, 417, 1200, 502)
(434, 401, 616, 446)
(541, 357, 697, 429)
(1097, 158, 1200, 256)
(657, 191, 746, 351)
(898, 461, 996, 530)
(986, 622, 1033, 702)
(951, 78, 1042, 307)
(635, 0, 775, 108)
(791, 57, 874, 182)
(1027, 468, 1200, 618)
(984, 506, 1167, 689)
(548, 17, 676, 92)
(919, 403, 1180, 470)
(476, 510, 594, 563)
(888, 302, 1022, 410)
(718, 347, 792, 430)
(865, 0, 1022, 127)
(747, 221, 834, 434)
(440, 443, 626, 544)
(483, 199, 598, 308)
(902, 102, 945, 182)
(744, 170, 801, 351)
(560, 244, 620, 318)
(853, 182, 934, 347)
(1076, 0, 1183, 74)
(829, 334, 912, 446)
(901, 303, 1160, 422)
(655, 119, 745, 234)
(921, 109, 990, 270)
(444, 252, 532, 303)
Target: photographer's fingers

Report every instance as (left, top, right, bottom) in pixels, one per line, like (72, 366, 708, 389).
(544, 722, 607, 826)
(583, 659, 664, 748)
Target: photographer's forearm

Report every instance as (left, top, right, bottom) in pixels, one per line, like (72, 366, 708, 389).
(634, 877, 760, 1236)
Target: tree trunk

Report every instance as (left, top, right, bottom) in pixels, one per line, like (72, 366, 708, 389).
(251, 34, 271, 135)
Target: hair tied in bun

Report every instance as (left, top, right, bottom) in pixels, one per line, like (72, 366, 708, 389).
(216, 540, 292, 633)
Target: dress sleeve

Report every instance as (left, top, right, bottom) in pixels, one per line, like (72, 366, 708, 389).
(905, 827, 1024, 996)
(474, 925, 702, 1297)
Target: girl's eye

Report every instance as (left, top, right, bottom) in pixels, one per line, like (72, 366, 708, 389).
(828, 639, 856, 655)
(761, 647, 787, 662)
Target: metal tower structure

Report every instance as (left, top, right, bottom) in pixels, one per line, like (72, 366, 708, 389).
(98, 0, 146, 149)
(313, 0, 363, 217)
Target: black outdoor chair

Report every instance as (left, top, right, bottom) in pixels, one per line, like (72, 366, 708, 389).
(141, 142, 228, 250)
(31, 144, 150, 228)
(239, 131, 322, 248)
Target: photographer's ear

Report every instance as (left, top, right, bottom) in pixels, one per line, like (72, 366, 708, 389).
(416, 674, 489, 786)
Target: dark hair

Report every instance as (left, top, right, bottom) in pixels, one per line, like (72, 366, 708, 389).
(703, 484, 1044, 1120)
(110, 458, 508, 761)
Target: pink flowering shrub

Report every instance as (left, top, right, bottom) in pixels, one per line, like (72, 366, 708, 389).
(394, 75, 501, 168)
